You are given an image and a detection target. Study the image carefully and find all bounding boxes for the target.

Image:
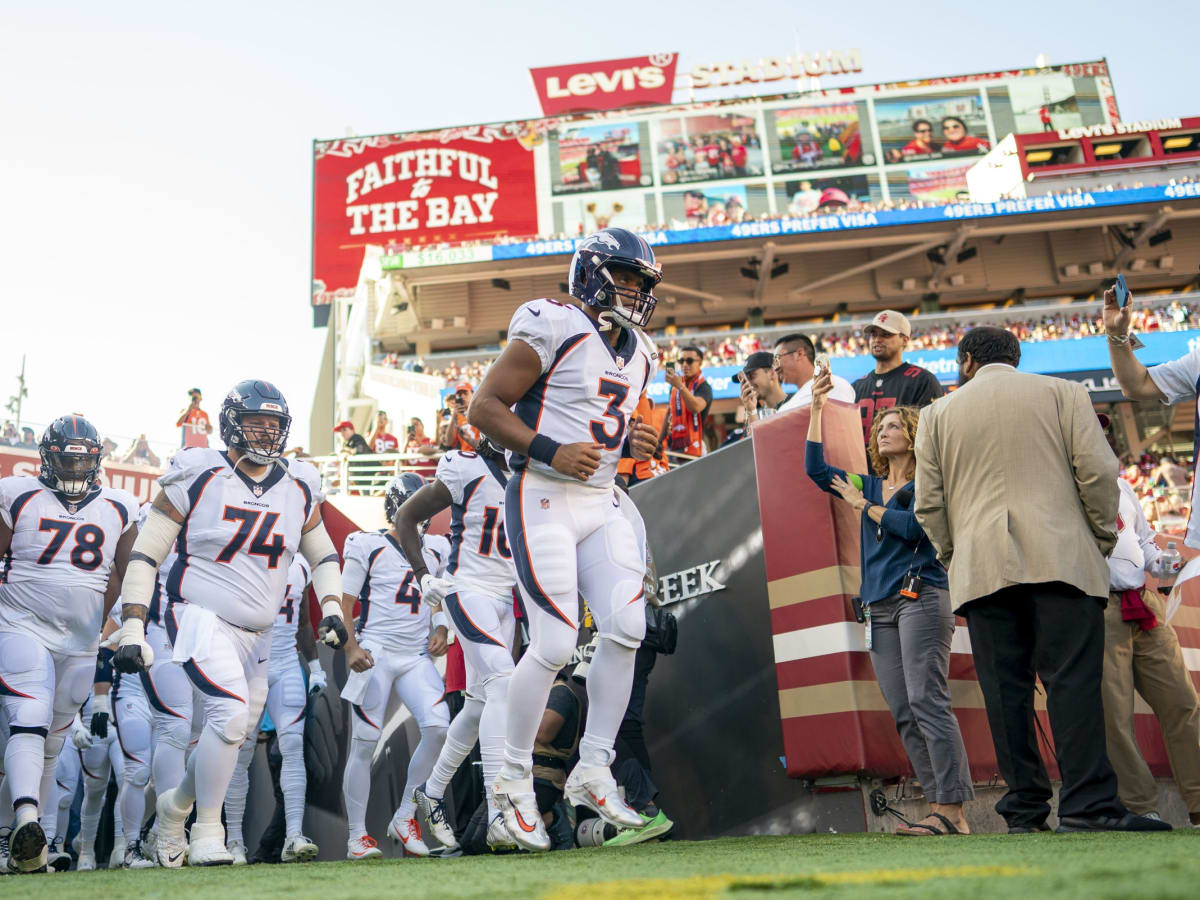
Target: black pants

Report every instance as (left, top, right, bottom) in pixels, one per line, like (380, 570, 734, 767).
(963, 581, 1125, 828)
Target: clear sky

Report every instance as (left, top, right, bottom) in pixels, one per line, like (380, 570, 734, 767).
(2, 1, 1191, 456)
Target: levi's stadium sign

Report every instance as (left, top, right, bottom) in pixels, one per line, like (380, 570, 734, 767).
(529, 53, 678, 115)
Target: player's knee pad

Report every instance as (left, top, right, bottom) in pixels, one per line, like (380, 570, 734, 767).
(480, 670, 510, 705)
(125, 757, 151, 789)
(350, 709, 381, 744)
(277, 729, 304, 762)
(528, 629, 577, 672)
(596, 584, 647, 649)
(205, 702, 249, 746)
(524, 524, 577, 598)
(42, 731, 66, 762)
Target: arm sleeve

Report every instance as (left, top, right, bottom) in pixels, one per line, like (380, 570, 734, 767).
(340, 535, 368, 598)
(506, 301, 568, 374)
(804, 440, 848, 494)
(1065, 383, 1120, 555)
(1148, 349, 1200, 405)
(434, 453, 465, 505)
(914, 406, 953, 566)
(878, 507, 926, 543)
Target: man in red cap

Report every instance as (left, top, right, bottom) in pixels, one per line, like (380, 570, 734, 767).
(439, 382, 480, 452)
(333, 420, 370, 455)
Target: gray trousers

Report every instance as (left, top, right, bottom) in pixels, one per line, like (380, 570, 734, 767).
(869, 585, 974, 803)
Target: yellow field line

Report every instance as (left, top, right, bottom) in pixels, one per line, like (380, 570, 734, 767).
(545, 864, 1034, 899)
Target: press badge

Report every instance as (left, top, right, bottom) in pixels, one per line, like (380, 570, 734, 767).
(864, 603, 872, 651)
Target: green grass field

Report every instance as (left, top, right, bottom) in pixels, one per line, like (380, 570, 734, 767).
(6, 832, 1199, 899)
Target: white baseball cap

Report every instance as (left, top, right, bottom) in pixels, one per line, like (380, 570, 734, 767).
(866, 310, 911, 337)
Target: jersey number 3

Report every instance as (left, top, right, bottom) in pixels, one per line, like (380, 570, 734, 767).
(590, 379, 629, 450)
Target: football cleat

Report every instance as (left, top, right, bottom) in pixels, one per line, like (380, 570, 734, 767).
(564, 765, 643, 829)
(226, 840, 248, 866)
(109, 832, 126, 869)
(124, 840, 157, 869)
(187, 823, 233, 867)
(603, 809, 675, 847)
(0, 825, 10, 872)
(386, 815, 429, 857)
(7, 819, 48, 874)
(154, 789, 191, 868)
(492, 776, 550, 852)
(280, 835, 319, 863)
(486, 814, 518, 852)
(46, 836, 71, 872)
(346, 835, 382, 860)
(414, 785, 458, 851)
(76, 849, 97, 871)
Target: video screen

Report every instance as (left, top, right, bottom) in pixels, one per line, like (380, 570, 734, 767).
(655, 112, 764, 185)
(875, 93, 991, 164)
(775, 175, 874, 217)
(889, 159, 974, 203)
(552, 191, 657, 236)
(1005, 74, 1106, 134)
(765, 102, 870, 173)
(550, 122, 649, 195)
(661, 183, 772, 228)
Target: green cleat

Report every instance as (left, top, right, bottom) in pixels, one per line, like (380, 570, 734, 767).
(602, 810, 674, 847)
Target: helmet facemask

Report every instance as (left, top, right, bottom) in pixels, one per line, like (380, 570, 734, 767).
(229, 411, 290, 464)
(595, 260, 660, 330)
(42, 445, 101, 498)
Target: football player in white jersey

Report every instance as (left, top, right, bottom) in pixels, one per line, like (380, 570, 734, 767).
(339, 473, 451, 860)
(469, 228, 663, 850)
(112, 380, 349, 868)
(72, 674, 127, 871)
(399, 437, 519, 852)
(0, 415, 139, 873)
(224, 555, 323, 864)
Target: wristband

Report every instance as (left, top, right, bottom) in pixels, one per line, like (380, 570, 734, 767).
(308, 659, 323, 676)
(1107, 331, 1130, 345)
(528, 434, 562, 466)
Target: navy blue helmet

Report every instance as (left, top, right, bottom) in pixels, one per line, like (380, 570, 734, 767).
(219, 380, 291, 464)
(39, 415, 103, 497)
(568, 228, 662, 329)
(384, 472, 427, 527)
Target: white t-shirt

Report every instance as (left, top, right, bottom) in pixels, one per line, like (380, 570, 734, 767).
(778, 374, 856, 413)
(1108, 479, 1162, 591)
(1147, 348, 1200, 549)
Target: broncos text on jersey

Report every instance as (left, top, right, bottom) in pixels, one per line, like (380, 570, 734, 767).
(158, 447, 324, 632)
(437, 450, 516, 598)
(508, 299, 658, 490)
(0, 475, 139, 655)
(341, 530, 449, 654)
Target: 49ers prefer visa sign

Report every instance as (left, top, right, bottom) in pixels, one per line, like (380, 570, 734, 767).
(529, 53, 678, 115)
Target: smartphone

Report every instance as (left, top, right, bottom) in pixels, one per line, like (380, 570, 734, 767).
(1115, 273, 1130, 308)
(814, 352, 830, 377)
(665, 361, 676, 374)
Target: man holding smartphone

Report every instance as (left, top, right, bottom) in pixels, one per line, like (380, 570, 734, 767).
(658, 346, 713, 461)
(773, 334, 854, 412)
(176, 387, 213, 449)
(1106, 279, 1200, 552)
(439, 382, 480, 452)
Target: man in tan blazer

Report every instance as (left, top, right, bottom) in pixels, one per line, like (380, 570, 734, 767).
(915, 326, 1169, 834)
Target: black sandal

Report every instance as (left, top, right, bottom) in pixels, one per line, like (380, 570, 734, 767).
(897, 812, 962, 836)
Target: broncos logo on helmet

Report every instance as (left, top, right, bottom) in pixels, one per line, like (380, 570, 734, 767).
(384, 472, 428, 529)
(39, 415, 103, 498)
(569, 227, 662, 330)
(219, 379, 292, 465)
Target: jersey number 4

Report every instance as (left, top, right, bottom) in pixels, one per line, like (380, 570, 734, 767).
(217, 506, 286, 568)
(590, 378, 629, 450)
(37, 518, 105, 571)
(394, 571, 421, 614)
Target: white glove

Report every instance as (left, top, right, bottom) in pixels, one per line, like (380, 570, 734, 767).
(71, 713, 94, 750)
(307, 659, 327, 696)
(419, 573, 454, 608)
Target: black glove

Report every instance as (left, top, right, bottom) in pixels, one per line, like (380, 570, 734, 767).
(114, 644, 150, 674)
(90, 711, 109, 739)
(318, 615, 349, 649)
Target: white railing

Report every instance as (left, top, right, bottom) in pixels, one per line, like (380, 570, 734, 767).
(307, 451, 443, 497)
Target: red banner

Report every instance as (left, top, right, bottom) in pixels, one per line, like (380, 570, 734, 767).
(312, 127, 540, 303)
(529, 53, 678, 116)
(0, 449, 162, 504)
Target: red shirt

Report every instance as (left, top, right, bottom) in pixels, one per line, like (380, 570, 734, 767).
(731, 145, 748, 167)
(943, 135, 990, 152)
(180, 408, 211, 449)
(372, 432, 399, 453)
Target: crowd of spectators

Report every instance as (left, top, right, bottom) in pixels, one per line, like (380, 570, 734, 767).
(377, 175, 1200, 258)
(383, 299, 1199, 389)
(1122, 451, 1194, 535)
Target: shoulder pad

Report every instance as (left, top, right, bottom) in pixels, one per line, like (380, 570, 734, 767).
(285, 458, 325, 502)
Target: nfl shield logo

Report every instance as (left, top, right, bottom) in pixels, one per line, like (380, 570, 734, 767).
(876, 379, 883, 388)
(616, 356, 625, 369)
(67, 503, 78, 514)
(252, 484, 264, 497)
(540, 498, 550, 509)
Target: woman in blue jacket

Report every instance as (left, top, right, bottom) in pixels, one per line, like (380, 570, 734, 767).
(805, 371, 973, 836)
